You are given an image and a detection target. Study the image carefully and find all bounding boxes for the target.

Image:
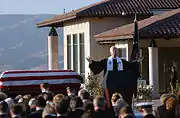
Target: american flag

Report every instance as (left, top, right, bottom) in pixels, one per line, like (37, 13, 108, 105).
(130, 14, 140, 62)
(0, 70, 83, 95)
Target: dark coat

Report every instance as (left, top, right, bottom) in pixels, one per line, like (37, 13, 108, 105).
(67, 109, 84, 118)
(157, 105, 177, 118)
(89, 58, 139, 106)
(27, 109, 43, 118)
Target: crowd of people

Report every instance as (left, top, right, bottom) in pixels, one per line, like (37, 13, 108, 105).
(1, 82, 180, 118)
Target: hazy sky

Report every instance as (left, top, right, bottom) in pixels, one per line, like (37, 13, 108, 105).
(0, 0, 101, 14)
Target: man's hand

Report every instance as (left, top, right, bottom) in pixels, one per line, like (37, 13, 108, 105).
(86, 56, 92, 64)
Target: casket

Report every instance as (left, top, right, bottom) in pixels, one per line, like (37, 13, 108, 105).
(0, 70, 83, 96)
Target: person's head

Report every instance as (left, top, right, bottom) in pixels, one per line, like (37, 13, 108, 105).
(66, 86, 76, 96)
(70, 96, 83, 111)
(82, 102, 95, 118)
(93, 96, 106, 111)
(165, 97, 177, 111)
(36, 94, 46, 108)
(40, 82, 50, 91)
(136, 102, 153, 117)
(84, 102, 94, 112)
(43, 93, 54, 102)
(78, 89, 90, 100)
(18, 97, 29, 112)
(14, 95, 23, 103)
(23, 94, 32, 101)
(111, 93, 121, 106)
(0, 92, 7, 101)
(119, 106, 134, 118)
(28, 98, 36, 112)
(0, 101, 9, 114)
(10, 104, 22, 117)
(53, 94, 64, 103)
(110, 46, 118, 58)
(160, 93, 171, 105)
(114, 98, 128, 116)
(55, 99, 69, 115)
(5, 97, 14, 108)
(42, 103, 57, 118)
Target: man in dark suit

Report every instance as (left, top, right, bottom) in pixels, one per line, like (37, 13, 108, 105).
(55, 99, 69, 118)
(68, 97, 84, 118)
(136, 102, 156, 118)
(0, 101, 9, 118)
(93, 96, 115, 118)
(66, 86, 76, 98)
(27, 94, 46, 118)
(87, 46, 139, 107)
(10, 104, 23, 118)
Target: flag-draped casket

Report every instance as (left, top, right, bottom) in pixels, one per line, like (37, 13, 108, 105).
(0, 70, 83, 96)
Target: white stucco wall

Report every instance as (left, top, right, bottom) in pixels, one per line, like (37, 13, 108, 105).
(64, 19, 90, 77)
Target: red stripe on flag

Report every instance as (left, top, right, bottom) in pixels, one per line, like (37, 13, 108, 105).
(0, 83, 80, 89)
(0, 75, 81, 82)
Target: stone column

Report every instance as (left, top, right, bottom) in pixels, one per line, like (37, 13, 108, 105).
(48, 27, 59, 70)
(148, 39, 159, 98)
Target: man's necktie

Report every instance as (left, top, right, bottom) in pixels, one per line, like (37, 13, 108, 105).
(113, 59, 118, 71)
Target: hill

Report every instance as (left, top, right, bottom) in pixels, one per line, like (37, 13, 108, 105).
(0, 14, 64, 71)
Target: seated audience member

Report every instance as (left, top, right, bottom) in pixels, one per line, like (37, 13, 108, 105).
(42, 93, 54, 104)
(157, 96, 177, 118)
(5, 97, 14, 108)
(40, 83, 53, 95)
(53, 94, 64, 103)
(18, 97, 30, 117)
(0, 101, 9, 118)
(66, 86, 76, 98)
(14, 95, 23, 103)
(82, 102, 95, 118)
(28, 98, 37, 112)
(42, 103, 57, 118)
(55, 99, 69, 118)
(93, 96, 107, 118)
(119, 106, 134, 118)
(113, 98, 128, 117)
(27, 94, 46, 118)
(136, 102, 155, 118)
(78, 89, 90, 106)
(68, 96, 84, 118)
(10, 104, 23, 118)
(111, 93, 121, 106)
(23, 94, 33, 101)
(0, 92, 7, 101)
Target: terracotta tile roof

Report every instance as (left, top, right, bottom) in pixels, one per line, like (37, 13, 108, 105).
(95, 8, 180, 42)
(37, 0, 180, 28)
(36, 0, 109, 28)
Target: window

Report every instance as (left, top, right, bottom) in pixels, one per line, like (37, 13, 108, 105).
(79, 33, 85, 75)
(73, 34, 78, 72)
(67, 35, 71, 69)
(118, 48, 126, 60)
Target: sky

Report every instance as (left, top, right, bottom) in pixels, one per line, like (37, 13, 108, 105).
(0, 0, 101, 14)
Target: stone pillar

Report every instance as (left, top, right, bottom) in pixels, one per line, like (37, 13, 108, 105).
(48, 27, 59, 70)
(148, 39, 159, 98)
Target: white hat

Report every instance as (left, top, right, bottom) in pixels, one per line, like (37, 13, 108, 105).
(136, 102, 154, 107)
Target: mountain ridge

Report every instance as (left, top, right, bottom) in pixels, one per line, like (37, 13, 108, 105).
(0, 14, 64, 71)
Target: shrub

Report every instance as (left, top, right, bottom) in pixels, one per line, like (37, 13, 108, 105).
(85, 74, 103, 96)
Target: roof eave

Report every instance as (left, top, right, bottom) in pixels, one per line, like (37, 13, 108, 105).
(36, 15, 77, 28)
(96, 35, 133, 43)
